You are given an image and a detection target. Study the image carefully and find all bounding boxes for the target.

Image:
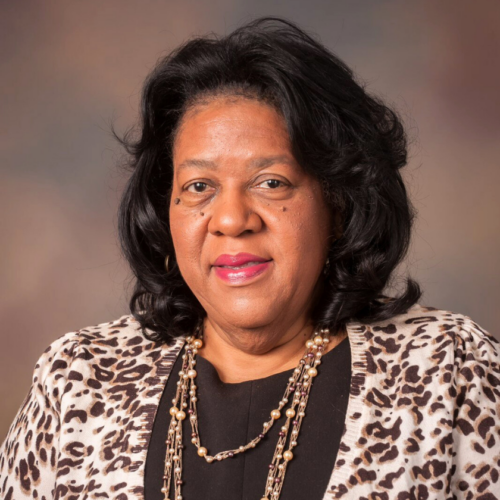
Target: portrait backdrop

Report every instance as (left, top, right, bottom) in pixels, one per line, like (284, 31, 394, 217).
(1, 0, 499, 437)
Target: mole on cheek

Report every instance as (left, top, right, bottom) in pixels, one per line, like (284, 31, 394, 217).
(281, 206, 287, 212)
(174, 198, 181, 205)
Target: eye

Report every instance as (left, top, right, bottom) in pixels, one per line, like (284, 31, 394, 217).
(256, 179, 287, 189)
(186, 181, 210, 193)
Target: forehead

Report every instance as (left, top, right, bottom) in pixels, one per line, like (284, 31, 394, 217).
(172, 97, 291, 161)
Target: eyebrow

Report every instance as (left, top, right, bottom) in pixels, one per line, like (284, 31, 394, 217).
(176, 155, 295, 171)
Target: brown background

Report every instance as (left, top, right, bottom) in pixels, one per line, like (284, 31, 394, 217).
(1, 1, 500, 438)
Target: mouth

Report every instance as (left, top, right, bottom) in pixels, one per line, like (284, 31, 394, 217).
(215, 260, 272, 270)
(212, 252, 271, 267)
(212, 259, 273, 285)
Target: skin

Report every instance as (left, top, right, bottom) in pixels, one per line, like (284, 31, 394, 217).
(169, 97, 346, 383)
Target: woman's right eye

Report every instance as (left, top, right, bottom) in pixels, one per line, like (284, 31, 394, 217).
(186, 182, 209, 193)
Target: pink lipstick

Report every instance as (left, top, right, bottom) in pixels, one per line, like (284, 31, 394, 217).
(212, 252, 272, 284)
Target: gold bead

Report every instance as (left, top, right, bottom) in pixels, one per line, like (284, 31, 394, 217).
(206, 456, 214, 463)
(271, 409, 281, 419)
(193, 339, 203, 349)
(285, 408, 296, 418)
(306, 339, 314, 348)
(314, 335, 323, 345)
(308, 367, 318, 377)
(197, 446, 207, 457)
(176, 410, 186, 420)
(169, 406, 178, 416)
(283, 450, 294, 461)
(187, 369, 197, 378)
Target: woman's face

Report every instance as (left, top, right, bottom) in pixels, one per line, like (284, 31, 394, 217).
(169, 97, 334, 331)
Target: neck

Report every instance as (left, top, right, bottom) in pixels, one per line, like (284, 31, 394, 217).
(196, 316, 347, 383)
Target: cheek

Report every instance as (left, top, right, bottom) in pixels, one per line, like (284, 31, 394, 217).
(170, 213, 205, 271)
(271, 209, 329, 277)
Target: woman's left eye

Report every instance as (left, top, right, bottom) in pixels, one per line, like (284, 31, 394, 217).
(256, 179, 286, 189)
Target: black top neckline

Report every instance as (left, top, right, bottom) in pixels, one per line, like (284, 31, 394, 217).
(145, 333, 352, 500)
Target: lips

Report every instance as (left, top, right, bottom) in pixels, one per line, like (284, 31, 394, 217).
(213, 253, 271, 267)
(212, 253, 272, 284)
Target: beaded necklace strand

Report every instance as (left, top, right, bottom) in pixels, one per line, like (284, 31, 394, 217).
(161, 322, 331, 500)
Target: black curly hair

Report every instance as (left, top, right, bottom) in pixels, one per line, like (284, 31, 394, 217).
(116, 16, 421, 343)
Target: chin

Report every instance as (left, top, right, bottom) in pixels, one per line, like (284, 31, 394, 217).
(213, 303, 281, 330)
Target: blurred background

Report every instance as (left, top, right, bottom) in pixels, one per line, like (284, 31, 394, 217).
(1, 0, 499, 437)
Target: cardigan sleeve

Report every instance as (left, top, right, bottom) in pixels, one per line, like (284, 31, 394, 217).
(0, 330, 79, 500)
(450, 316, 500, 497)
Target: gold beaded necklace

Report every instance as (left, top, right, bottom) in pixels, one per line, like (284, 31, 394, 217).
(161, 322, 331, 500)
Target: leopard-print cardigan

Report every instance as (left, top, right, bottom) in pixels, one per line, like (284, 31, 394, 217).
(0, 304, 499, 500)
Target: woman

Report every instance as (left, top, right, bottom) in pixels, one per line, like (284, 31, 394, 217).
(1, 16, 499, 500)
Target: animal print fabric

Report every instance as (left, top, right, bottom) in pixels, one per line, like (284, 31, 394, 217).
(0, 304, 499, 499)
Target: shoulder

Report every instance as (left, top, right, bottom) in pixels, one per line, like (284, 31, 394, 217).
(335, 303, 500, 497)
(0, 315, 184, 497)
(354, 301, 500, 413)
(40, 313, 164, 366)
(32, 314, 179, 408)
(362, 301, 499, 363)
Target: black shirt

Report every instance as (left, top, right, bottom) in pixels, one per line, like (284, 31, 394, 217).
(145, 335, 351, 500)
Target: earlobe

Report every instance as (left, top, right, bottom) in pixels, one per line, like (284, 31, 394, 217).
(322, 258, 331, 276)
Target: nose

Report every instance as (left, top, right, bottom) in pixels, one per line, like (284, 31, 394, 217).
(207, 188, 263, 237)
